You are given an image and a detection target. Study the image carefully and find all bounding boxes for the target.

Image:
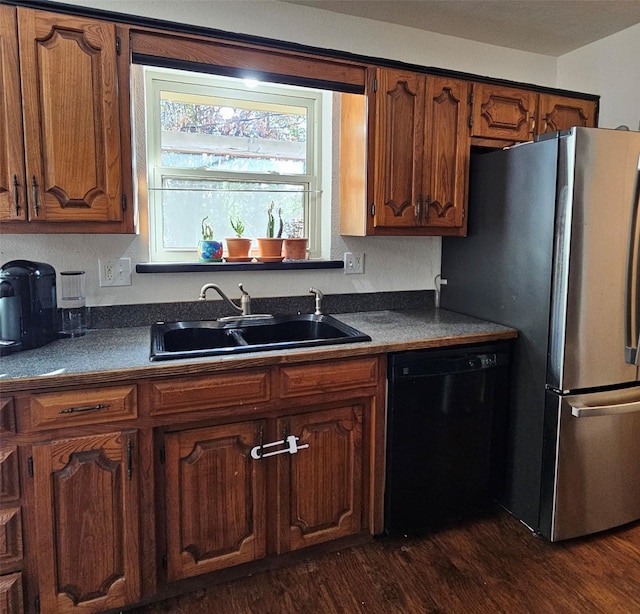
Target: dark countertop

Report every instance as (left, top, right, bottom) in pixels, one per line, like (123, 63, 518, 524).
(0, 309, 516, 392)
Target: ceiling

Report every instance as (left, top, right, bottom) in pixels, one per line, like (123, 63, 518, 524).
(281, 0, 640, 56)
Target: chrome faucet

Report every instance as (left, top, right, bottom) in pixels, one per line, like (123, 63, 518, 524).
(309, 287, 324, 315)
(199, 283, 251, 316)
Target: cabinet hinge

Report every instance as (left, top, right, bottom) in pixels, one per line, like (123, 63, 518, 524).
(116, 36, 121, 55)
(28, 456, 34, 478)
(159, 447, 165, 464)
(162, 554, 167, 571)
(121, 193, 127, 211)
(126, 439, 133, 481)
(468, 114, 473, 129)
(468, 90, 474, 105)
(35, 595, 41, 614)
(372, 78, 378, 93)
(370, 203, 375, 217)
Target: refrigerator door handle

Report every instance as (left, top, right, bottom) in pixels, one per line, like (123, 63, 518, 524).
(571, 399, 640, 417)
(624, 153, 640, 365)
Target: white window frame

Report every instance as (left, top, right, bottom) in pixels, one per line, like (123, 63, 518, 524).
(144, 67, 324, 262)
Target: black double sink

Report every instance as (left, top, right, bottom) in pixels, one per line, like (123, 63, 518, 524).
(150, 313, 371, 361)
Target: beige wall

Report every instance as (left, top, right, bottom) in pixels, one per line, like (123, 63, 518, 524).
(2, 1, 636, 306)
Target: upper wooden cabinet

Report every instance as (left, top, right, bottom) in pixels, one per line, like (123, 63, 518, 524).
(537, 94, 597, 135)
(470, 82, 597, 145)
(471, 83, 537, 142)
(341, 68, 470, 237)
(0, 7, 133, 233)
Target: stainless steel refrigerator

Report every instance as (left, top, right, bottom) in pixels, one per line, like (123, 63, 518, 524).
(441, 127, 640, 541)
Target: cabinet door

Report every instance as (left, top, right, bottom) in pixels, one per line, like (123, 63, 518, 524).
(33, 431, 140, 614)
(471, 83, 536, 142)
(0, 6, 26, 222)
(372, 68, 426, 229)
(276, 405, 363, 553)
(423, 76, 470, 233)
(17, 9, 124, 224)
(537, 94, 597, 134)
(164, 421, 267, 581)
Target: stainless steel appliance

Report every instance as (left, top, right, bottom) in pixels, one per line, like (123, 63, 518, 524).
(441, 127, 640, 541)
(384, 342, 511, 536)
(0, 260, 57, 354)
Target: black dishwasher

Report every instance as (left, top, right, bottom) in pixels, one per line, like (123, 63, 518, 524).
(384, 341, 511, 535)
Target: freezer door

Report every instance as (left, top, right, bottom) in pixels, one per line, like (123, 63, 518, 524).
(548, 128, 640, 391)
(545, 386, 640, 541)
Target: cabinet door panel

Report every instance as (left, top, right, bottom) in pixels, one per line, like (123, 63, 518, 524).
(373, 68, 425, 229)
(164, 421, 267, 580)
(424, 76, 470, 231)
(537, 94, 597, 134)
(472, 83, 536, 142)
(0, 6, 26, 222)
(33, 431, 140, 614)
(18, 9, 123, 223)
(277, 405, 363, 553)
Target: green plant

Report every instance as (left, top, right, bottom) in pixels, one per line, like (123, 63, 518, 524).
(265, 201, 284, 238)
(266, 201, 275, 238)
(229, 216, 245, 238)
(201, 216, 214, 240)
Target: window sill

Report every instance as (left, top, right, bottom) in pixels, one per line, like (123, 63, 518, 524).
(136, 260, 344, 273)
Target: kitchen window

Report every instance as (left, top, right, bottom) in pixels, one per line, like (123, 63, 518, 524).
(144, 68, 327, 262)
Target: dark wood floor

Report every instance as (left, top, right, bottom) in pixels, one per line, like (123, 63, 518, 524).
(132, 510, 640, 613)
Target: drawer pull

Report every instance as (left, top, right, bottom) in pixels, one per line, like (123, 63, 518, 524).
(59, 403, 110, 414)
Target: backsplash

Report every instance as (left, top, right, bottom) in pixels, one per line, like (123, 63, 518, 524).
(84, 290, 434, 329)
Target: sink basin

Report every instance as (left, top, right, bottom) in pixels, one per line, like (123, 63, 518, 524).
(149, 313, 371, 361)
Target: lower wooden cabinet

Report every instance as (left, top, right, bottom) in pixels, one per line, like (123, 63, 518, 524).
(32, 431, 141, 613)
(163, 403, 368, 581)
(276, 404, 363, 553)
(4, 355, 384, 612)
(164, 420, 267, 580)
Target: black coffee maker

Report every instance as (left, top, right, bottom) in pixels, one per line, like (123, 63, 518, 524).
(0, 260, 57, 354)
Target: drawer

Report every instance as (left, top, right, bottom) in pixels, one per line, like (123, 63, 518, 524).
(0, 572, 23, 614)
(280, 357, 379, 398)
(0, 445, 19, 503)
(0, 398, 16, 435)
(148, 369, 271, 416)
(28, 385, 137, 431)
(0, 507, 23, 572)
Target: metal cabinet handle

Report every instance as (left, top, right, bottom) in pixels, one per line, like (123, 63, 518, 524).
(59, 403, 110, 414)
(571, 399, 640, 418)
(31, 176, 39, 216)
(12, 175, 20, 216)
(415, 195, 422, 222)
(250, 435, 309, 460)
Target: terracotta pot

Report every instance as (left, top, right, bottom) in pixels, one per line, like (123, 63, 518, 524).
(256, 237, 283, 260)
(224, 237, 252, 261)
(283, 238, 308, 260)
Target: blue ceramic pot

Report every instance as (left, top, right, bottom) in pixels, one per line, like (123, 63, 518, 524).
(197, 240, 223, 262)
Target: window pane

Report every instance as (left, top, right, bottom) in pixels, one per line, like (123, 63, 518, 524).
(159, 91, 307, 174)
(159, 178, 306, 250)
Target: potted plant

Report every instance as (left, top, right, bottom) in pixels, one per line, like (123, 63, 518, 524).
(282, 218, 308, 260)
(225, 216, 252, 261)
(197, 216, 223, 262)
(256, 201, 284, 260)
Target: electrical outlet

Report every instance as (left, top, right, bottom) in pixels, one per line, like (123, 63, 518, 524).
(344, 252, 364, 274)
(99, 258, 132, 287)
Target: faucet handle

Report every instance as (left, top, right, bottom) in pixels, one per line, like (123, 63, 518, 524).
(238, 283, 249, 297)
